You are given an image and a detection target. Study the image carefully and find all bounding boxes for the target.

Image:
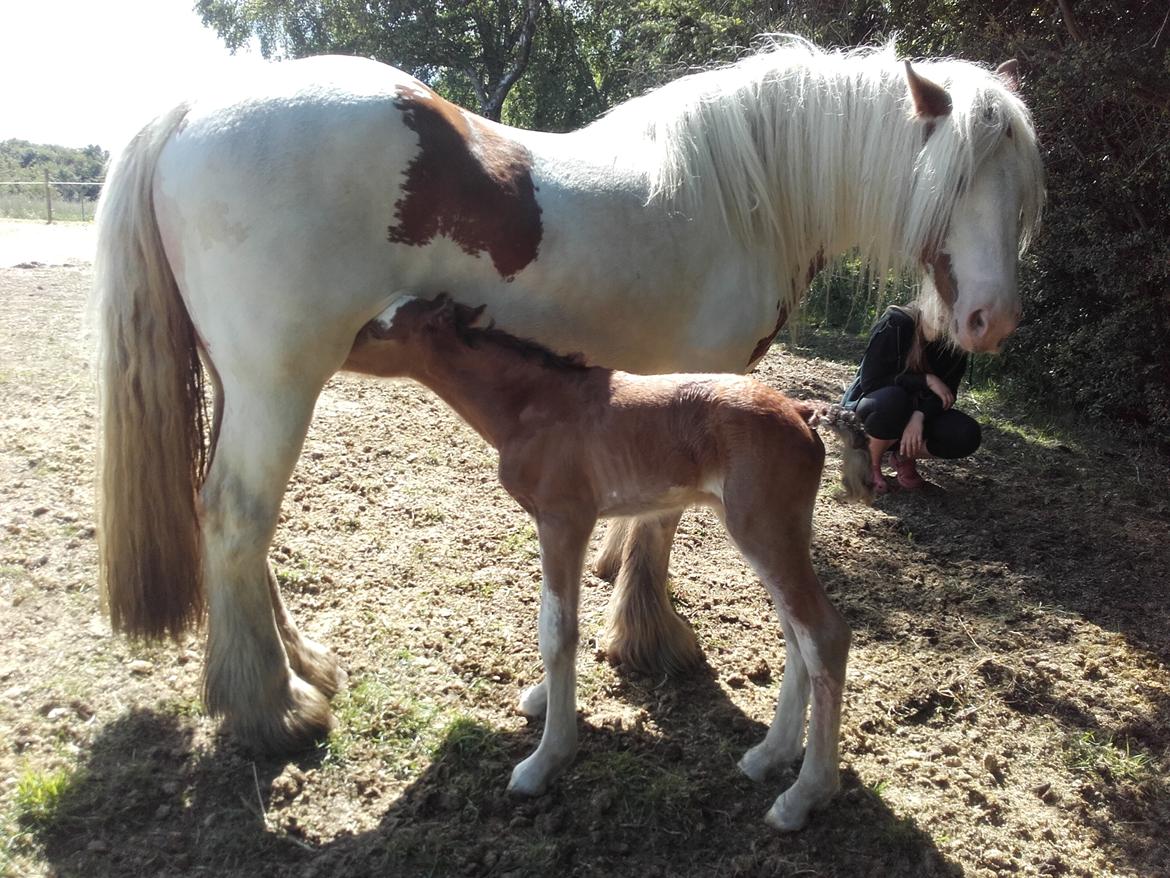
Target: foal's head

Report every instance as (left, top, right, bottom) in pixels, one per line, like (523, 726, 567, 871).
(347, 295, 476, 376)
(350, 294, 588, 377)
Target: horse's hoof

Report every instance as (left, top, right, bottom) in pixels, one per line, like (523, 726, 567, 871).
(592, 555, 622, 582)
(222, 675, 336, 754)
(292, 639, 347, 700)
(518, 682, 548, 718)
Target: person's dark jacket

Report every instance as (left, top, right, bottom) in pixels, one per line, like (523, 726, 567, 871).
(842, 307, 968, 416)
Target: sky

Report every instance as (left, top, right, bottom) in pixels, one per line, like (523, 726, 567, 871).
(0, 0, 265, 152)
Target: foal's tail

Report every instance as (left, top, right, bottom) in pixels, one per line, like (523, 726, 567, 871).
(807, 404, 873, 505)
(92, 104, 208, 640)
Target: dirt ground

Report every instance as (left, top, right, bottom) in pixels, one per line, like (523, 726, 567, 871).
(1, 260, 1167, 878)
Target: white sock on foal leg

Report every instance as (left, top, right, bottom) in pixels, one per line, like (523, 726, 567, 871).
(508, 587, 579, 796)
(518, 679, 548, 717)
(764, 613, 848, 831)
(739, 616, 810, 781)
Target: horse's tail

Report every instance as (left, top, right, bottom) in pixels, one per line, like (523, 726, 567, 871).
(92, 103, 208, 640)
(807, 403, 874, 505)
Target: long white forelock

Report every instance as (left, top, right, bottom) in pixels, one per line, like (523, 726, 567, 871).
(592, 37, 1044, 310)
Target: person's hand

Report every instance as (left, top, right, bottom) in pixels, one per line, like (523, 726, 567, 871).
(925, 373, 954, 410)
(900, 411, 926, 459)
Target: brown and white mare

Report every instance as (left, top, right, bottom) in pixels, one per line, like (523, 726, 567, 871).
(345, 294, 871, 830)
(92, 40, 1043, 757)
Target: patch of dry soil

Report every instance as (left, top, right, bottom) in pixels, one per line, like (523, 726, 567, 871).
(1, 265, 1167, 877)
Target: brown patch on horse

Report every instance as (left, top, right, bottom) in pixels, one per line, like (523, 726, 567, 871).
(388, 86, 542, 279)
(806, 247, 826, 285)
(930, 253, 958, 308)
(748, 304, 790, 368)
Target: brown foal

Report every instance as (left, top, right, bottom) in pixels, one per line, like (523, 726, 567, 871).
(344, 294, 870, 831)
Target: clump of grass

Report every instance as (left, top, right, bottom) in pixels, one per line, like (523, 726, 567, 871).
(434, 716, 504, 768)
(498, 523, 539, 561)
(326, 677, 442, 776)
(13, 766, 74, 827)
(1064, 731, 1151, 782)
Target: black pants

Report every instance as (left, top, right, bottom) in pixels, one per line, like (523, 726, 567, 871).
(856, 385, 981, 459)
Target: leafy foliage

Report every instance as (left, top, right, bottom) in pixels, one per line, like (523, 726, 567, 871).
(154, 3, 1170, 434)
(0, 140, 107, 200)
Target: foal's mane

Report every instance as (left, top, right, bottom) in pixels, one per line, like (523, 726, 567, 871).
(435, 297, 590, 372)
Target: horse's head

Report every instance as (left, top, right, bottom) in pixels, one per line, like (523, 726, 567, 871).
(906, 59, 1045, 353)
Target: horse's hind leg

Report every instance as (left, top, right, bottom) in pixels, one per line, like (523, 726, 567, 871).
(201, 372, 340, 751)
(592, 518, 630, 581)
(601, 511, 703, 675)
(266, 568, 346, 698)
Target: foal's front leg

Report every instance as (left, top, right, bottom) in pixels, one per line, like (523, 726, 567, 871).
(508, 512, 593, 796)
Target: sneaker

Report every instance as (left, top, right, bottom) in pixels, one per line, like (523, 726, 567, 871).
(891, 451, 926, 490)
(871, 466, 891, 495)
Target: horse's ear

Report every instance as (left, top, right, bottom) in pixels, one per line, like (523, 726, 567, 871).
(905, 61, 952, 118)
(995, 59, 1020, 92)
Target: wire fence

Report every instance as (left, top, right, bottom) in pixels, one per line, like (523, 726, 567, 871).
(0, 175, 103, 223)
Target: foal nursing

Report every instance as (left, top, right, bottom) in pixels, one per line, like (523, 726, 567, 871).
(346, 294, 872, 831)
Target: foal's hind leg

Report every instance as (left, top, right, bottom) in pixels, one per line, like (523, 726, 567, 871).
(201, 375, 339, 751)
(592, 518, 630, 581)
(738, 615, 810, 781)
(726, 500, 849, 831)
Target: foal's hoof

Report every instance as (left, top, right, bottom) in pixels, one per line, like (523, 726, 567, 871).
(592, 553, 622, 582)
(507, 756, 551, 798)
(518, 682, 548, 718)
(764, 791, 810, 832)
(739, 746, 778, 783)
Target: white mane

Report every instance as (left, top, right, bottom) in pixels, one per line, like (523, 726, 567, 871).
(589, 38, 1045, 312)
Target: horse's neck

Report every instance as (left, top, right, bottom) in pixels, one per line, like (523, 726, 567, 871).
(407, 339, 555, 449)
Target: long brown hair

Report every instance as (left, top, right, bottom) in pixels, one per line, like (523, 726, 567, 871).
(889, 303, 928, 375)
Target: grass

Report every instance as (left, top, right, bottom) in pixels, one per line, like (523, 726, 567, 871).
(1064, 731, 1152, 782)
(326, 676, 443, 774)
(12, 767, 74, 828)
(0, 192, 96, 223)
(498, 523, 539, 561)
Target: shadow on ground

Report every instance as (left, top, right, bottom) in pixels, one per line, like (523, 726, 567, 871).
(30, 678, 959, 877)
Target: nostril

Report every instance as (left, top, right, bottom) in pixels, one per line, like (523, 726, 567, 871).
(968, 310, 987, 336)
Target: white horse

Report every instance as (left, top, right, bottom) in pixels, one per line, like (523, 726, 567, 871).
(93, 39, 1044, 754)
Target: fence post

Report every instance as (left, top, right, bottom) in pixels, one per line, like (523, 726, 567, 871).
(43, 169, 53, 224)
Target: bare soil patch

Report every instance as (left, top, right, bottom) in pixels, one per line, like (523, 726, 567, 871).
(1, 265, 1167, 877)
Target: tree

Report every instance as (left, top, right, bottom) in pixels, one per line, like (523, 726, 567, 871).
(197, 0, 541, 121)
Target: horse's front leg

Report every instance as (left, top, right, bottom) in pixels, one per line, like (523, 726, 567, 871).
(508, 512, 593, 796)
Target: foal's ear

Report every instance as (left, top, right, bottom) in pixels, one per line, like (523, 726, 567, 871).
(905, 61, 952, 118)
(995, 59, 1020, 92)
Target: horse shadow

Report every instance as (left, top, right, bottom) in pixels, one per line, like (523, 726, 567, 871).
(29, 672, 960, 877)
